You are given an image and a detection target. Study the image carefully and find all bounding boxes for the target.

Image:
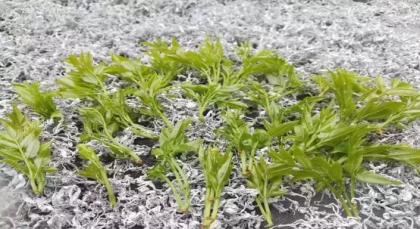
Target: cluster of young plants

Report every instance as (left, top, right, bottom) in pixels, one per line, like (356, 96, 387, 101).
(2, 38, 420, 228)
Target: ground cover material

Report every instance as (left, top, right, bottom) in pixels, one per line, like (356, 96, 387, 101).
(1, 0, 420, 228)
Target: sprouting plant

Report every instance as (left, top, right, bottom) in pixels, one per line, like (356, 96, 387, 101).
(14, 82, 61, 120)
(219, 112, 271, 176)
(287, 98, 404, 218)
(314, 70, 420, 126)
(148, 120, 201, 212)
(79, 107, 143, 164)
(237, 42, 301, 88)
(77, 144, 117, 208)
(0, 106, 56, 195)
(108, 55, 173, 126)
(143, 38, 184, 79)
(199, 147, 233, 228)
(169, 38, 232, 85)
(95, 90, 156, 139)
(247, 157, 291, 227)
(290, 146, 401, 218)
(58, 53, 108, 100)
(182, 83, 247, 121)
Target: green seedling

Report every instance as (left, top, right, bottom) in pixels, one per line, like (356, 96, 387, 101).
(199, 147, 233, 228)
(108, 55, 173, 126)
(14, 82, 61, 120)
(314, 70, 420, 126)
(219, 112, 271, 176)
(148, 120, 201, 212)
(58, 53, 108, 100)
(182, 83, 247, 121)
(95, 90, 156, 139)
(237, 43, 301, 88)
(77, 144, 117, 208)
(169, 38, 232, 85)
(79, 107, 143, 164)
(0, 106, 56, 195)
(247, 158, 290, 227)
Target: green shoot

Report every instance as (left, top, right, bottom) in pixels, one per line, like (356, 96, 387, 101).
(14, 82, 61, 120)
(77, 144, 117, 208)
(169, 38, 231, 85)
(199, 147, 233, 228)
(58, 53, 108, 100)
(247, 158, 290, 227)
(182, 83, 247, 121)
(79, 107, 143, 164)
(108, 55, 173, 126)
(148, 120, 201, 212)
(95, 90, 156, 139)
(238, 43, 301, 88)
(0, 106, 56, 195)
(219, 112, 271, 176)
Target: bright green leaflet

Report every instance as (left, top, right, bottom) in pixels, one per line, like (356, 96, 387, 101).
(148, 120, 201, 212)
(199, 147, 232, 228)
(0, 106, 56, 195)
(14, 82, 61, 120)
(78, 144, 117, 208)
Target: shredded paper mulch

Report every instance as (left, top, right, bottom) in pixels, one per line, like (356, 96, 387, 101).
(1, 0, 420, 228)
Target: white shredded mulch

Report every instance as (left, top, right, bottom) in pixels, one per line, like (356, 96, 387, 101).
(1, 0, 420, 228)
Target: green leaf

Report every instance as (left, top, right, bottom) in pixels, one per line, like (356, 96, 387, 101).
(356, 170, 402, 186)
(77, 144, 117, 207)
(0, 106, 55, 196)
(15, 83, 61, 120)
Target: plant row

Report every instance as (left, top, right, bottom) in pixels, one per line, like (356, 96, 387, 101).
(1, 39, 420, 228)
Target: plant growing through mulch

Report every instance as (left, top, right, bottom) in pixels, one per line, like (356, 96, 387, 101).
(3, 38, 420, 228)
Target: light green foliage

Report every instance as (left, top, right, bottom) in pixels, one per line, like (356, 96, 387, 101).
(14, 82, 61, 120)
(148, 120, 201, 212)
(79, 107, 143, 164)
(0, 106, 56, 195)
(315, 69, 420, 126)
(77, 144, 117, 208)
(58, 53, 108, 100)
(183, 83, 247, 120)
(169, 38, 232, 85)
(219, 111, 271, 176)
(108, 52, 174, 125)
(10, 39, 420, 227)
(94, 90, 156, 139)
(199, 147, 232, 228)
(247, 158, 290, 227)
(238, 43, 301, 88)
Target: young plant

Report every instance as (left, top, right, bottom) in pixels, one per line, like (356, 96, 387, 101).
(182, 83, 247, 121)
(108, 55, 173, 126)
(79, 107, 143, 164)
(58, 53, 108, 100)
(199, 147, 233, 228)
(0, 106, 56, 195)
(95, 90, 156, 139)
(314, 70, 420, 126)
(247, 157, 290, 227)
(148, 120, 201, 212)
(237, 43, 301, 88)
(14, 82, 61, 120)
(291, 147, 401, 218)
(219, 112, 271, 176)
(77, 144, 117, 208)
(169, 38, 231, 85)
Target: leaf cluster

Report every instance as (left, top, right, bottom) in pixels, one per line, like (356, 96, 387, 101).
(148, 120, 201, 212)
(77, 144, 117, 207)
(0, 106, 56, 195)
(15, 82, 61, 120)
(199, 147, 232, 228)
